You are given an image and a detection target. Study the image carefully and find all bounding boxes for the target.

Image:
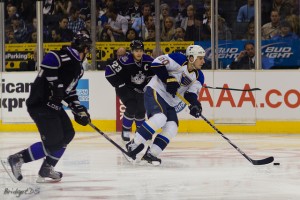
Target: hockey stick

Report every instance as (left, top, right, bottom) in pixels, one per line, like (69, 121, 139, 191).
(176, 93, 274, 165)
(88, 122, 131, 156)
(204, 85, 261, 91)
(62, 100, 140, 159)
(88, 122, 144, 162)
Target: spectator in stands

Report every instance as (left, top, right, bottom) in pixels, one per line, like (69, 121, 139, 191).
(201, 9, 231, 41)
(180, 4, 201, 41)
(26, 17, 37, 37)
(55, 0, 72, 16)
(57, 15, 74, 41)
(272, 0, 292, 18)
(11, 14, 29, 43)
(29, 31, 37, 43)
(172, 27, 186, 41)
(67, 6, 85, 34)
(144, 25, 155, 41)
(160, 4, 170, 27)
(116, 47, 127, 59)
(236, 0, 255, 22)
(104, 6, 128, 41)
(240, 21, 255, 40)
(98, 28, 115, 42)
(5, 5, 18, 26)
(50, 27, 63, 42)
(125, 28, 140, 41)
(230, 42, 256, 70)
(131, 3, 152, 38)
(140, 15, 154, 40)
(43, 0, 56, 15)
(126, 0, 142, 27)
(5, 25, 18, 44)
(230, 42, 273, 70)
(271, 20, 299, 40)
(21, 0, 36, 24)
(285, 14, 300, 36)
(83, 16, 92, 36)
(161, 16, 176, 41)
(79, 7, 91, 22)
(170, 0, 188, 28)
(262, 10, 281, 40)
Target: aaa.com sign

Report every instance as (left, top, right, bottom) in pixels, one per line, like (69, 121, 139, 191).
(202, 71, 300, 121)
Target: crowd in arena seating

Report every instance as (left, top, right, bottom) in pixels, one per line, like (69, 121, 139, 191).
(3, 0, 300, 44)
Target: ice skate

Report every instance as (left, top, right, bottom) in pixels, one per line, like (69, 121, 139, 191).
(141, 147, 161, 166)
(121, 131, 130, 142)
(122, 140, 145, 163)
(4, 154, 24, 182)
(36, 159, 63, 183)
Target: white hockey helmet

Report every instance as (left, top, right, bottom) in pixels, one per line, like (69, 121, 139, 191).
(186, 45, 206, 59)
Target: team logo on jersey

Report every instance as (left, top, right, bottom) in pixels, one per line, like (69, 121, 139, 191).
(180, 73, 193, 86)
(121, 55, 129, 62)
(131, 71, 146, 84)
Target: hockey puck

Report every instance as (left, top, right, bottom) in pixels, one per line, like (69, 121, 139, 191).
(273, 162, 280, 165)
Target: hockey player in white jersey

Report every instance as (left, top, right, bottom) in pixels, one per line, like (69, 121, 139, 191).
(126, 45, 205, 165)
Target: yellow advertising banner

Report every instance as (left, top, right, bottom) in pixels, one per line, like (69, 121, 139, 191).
(5, 42, 193, 71)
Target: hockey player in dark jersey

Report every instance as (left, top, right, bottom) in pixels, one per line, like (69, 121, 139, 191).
(4, 33, 92, 183)
(105, 40, 154, 142)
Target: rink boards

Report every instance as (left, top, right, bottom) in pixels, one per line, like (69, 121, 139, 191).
(0, 70, 299, 133)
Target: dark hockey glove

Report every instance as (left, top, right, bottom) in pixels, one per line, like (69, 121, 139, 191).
(166, 76, 180, 97)
(46, 81, 64, 111)
(189, 102, 202, 118)
(69, 102, 91, 126)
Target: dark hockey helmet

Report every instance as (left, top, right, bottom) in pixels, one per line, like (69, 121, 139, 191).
(71, 32, 92, 53)
(130, 40, 144, 51)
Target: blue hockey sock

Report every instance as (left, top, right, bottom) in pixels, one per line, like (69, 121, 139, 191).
(152, 134, 170, 151)
(135, 117, 145, 130)
(27, 142, 48, 161)
(134, 121, 156, 143)
(46, 147, 66, 167)
(123, 114, 134, 131)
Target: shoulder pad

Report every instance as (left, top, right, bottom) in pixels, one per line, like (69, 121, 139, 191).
(168, 53, 187, 66)
(119, 54, 134, 64)
(142, 54, 154, 62)
(41, 51, 60, 69)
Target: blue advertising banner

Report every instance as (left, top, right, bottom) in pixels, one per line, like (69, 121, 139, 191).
(76, 79, 89, 109)
(195, 39, 300, 69)
(64, 79, 89, 110)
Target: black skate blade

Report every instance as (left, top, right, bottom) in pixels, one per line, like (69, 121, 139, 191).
(1, 159, 18, 183)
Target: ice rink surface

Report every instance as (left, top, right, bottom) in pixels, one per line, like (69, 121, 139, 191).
(1, 131, 300, 200)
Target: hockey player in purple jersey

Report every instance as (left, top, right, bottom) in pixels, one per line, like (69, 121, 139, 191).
(105, 40, 154, 142)
(126, 45, 206, 165)
(3, 33, 92, 183)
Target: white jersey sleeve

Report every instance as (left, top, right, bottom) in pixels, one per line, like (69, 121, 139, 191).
(147, 53, 203, 107)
